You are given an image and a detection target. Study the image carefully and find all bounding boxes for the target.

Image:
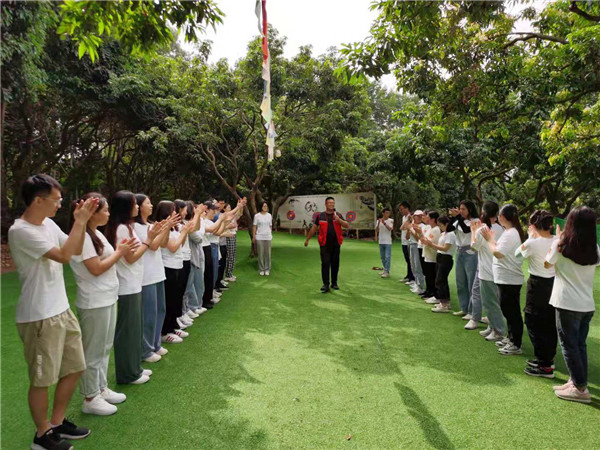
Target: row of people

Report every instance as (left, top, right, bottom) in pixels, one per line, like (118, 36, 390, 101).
(377, 201, 599, 404)
(8, 174, 245, 450)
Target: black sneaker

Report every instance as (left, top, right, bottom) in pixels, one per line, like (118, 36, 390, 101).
(216, 284, 229, 290)
(524, 366, 555, 378)
(320, 285, 330, 293)
(526, 359, 555, 369)
(32, 428, 73, 450)
(52, 418, 90, 440)
(203, 302, 214, 310)
(331, 284, 339, 290)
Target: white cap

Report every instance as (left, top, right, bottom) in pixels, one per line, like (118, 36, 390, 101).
(413, 210, 424, 216)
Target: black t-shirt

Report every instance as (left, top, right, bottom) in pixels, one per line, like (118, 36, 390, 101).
(314, 212, 341, 247)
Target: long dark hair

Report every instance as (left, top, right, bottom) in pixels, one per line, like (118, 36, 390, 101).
(499, 204, 526, 243)
(480, 201, 499, 227)
(155, 201, 177, 231)
(185, 201, 195, 221)
(174, 199, 188, 219)
(105, 190, 136, 247)
(529, 209, 553, 231)
(70, 192, 107, 256)
(559, 206, 599, 266)
(460, 200, 478, 220)
(135, 193, 150, 225)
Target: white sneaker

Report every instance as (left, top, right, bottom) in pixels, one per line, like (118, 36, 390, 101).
(130, 374, 150, 385)
(425, 297, 440, 304)
(176, 317, 189, 329)
(162, 333, 183, 344)
(212, 297, 221, 304)
(194, 308, 207, 315)
(142, 369, 153, 377)
(462, 314, 473, 321)
(410, 285, 420, 293)
(498, 344, 522, 355)
(479, 327, 493, 337)
(100, 387, 126, 404)
(480, 316, 489, 324)
(225, 277, 236, 282)
(414, 288, 425, 295)
(452, 310, 467, 317)
(495, 337, 512, 347)
(181, 315, 194, 325)
(143, 352, 161, 363)
(432, 303, 451, 313)
(260, 271, 265, 276)
(380, 272, 390, 278)
(464, 319, 478, 330)
(555, 385, 591, 404)
(155, 347, 168, 356)
(213, 290, 222, 297)
(174, 329, 189, 338)
(221, 280, 229, 286)
(186, 311, 199, 319)
(265, 271, 270, 276)
(485, 330, 505, 342)
(82, 395, 117, 416)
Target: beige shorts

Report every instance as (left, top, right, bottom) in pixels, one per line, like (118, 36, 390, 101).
(17, 309, 86, 387)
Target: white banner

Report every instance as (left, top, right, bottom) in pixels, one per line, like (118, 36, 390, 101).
(277, 192, 377, 230)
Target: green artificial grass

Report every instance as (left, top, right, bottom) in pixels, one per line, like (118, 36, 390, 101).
(2, 232, 599, 449)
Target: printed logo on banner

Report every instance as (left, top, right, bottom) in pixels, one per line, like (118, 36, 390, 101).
(287, 210, 296, 220)
(346, 211, 357, 222)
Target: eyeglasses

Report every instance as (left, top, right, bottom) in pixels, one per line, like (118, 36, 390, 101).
(44, 196, 63, 205)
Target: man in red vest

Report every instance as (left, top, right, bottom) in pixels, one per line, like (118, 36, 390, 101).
(304, 197, 350, 293)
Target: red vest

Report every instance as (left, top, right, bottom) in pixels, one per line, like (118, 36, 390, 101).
(317, 212, 344, 246)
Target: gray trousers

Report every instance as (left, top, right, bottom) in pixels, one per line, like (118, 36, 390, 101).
(409, 243, 425, 290)
(77, 303, 117, 398)
(256, 239, 272, 271)
(480, 278, 506, 335)
(470, 271, 482, 321)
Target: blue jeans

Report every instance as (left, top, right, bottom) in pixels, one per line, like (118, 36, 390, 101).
(470, 273, 482, 321)
(455, 248, 478, 313)
(184, 263, 205, 312)
(141, 281, 166, 358)
(211, 243, 219, 286)
(409, 244, 425, 290)
(479, 279, 506, 335)
(379, 244, 392, 273)
(556, 308, 594, 388)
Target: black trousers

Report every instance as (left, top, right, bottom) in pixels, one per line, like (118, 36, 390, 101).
(498, 284, 524, 348)
(162, 267, 183, 334)
(320, 244, 340, 286)
(402, 244, 414, 281)
(524, 275, 557, 366)
(216, 244, 228, 287)
(422, 261, 437, 297)
(202, 245, 214, 306)
(435, 254, 453, 301)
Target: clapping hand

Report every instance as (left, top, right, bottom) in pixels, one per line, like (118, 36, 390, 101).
(449, 207, 460, 217)
(480, 225, 493, 242)
(73, 197, 99, 223)
(116, 237, 139, 255)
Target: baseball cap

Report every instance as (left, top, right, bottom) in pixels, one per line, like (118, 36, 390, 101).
(413, 210, 424, 216)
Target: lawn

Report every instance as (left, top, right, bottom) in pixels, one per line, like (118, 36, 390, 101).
(2, 232, 599, 449)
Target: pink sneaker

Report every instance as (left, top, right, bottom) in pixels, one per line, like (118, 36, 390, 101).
(555, 385, 591, 404)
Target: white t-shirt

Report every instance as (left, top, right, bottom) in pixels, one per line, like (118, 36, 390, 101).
(161, 229, 184, 269)
(547, 241, 599, 312)
(377, 218, 394, 245)
(453, 217, 473, 248)
(516, 236, 556, 278)
(472, 224, 504, 282)
(134, 222, 166, 286)
(70, 230, 119, 309)
(492, 227, 524, 285)
(181, 234, 191, 261)
(408, 222, 423, 245)
(254, 213, 272, 241)
(438, 231, 457, 256)
(401, 214, 411, 245)
(8, 218, 70, 323)
(423, 226, 441, 263)
(115, 224, 144, 295)
(201, 218, 212, 247)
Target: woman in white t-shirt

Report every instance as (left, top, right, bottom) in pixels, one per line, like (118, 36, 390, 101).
(419, 211, 440, 299)
(134, 194, 172, 364)
(105, 191, 167, 385)
(481, 204, 526, 356)
(175, 199, 196, 327)
(422, 216, 456, 313)
(225, 203, 243, 282)
(471, 201, 505, 341)
(376, 208, 394, 278)
(154, 201, 194, 343)
(515, 210, 557, 377)
(253, 202, 273, 276)
(70, 193, 137, 416)
(545, 206, 599, 404)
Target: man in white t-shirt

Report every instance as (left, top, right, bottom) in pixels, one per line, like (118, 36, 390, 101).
(8, 174, 98, 449)
(375, 208, 394, 277)
(399, 201, 414, 283)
